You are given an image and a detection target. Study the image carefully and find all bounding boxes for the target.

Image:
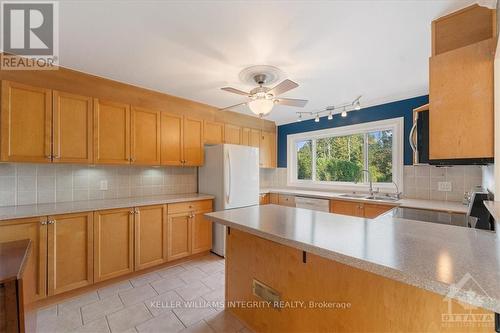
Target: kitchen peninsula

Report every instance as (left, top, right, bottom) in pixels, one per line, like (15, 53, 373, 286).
(205, 204, 499, 332)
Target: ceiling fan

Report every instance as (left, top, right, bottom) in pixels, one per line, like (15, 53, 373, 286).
(220, 73, 308, 117)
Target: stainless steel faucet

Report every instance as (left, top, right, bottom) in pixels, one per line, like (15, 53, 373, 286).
(361, 169, 373, 195)
(392, 181, 402, 200)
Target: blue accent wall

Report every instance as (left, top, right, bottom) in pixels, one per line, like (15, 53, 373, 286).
(277, 95, 429, 167)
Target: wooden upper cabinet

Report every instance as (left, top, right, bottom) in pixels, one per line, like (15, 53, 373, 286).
(432, 5, 496, 56)
(47, 212, 93, 296)
(161, 113, 183, 166)
(241, 128, 250, 146)
(191, 211, 212, 254)
(429, 38, 495, 160)
(183, 117, 203, 166)
(1, 81, 52, 163)
(131, 107, 161, 165)
(259, 131, 276, 168)
(93, 99, 131, 164)
(93, 208, 134, 282)
(224, 124, 241, 144)
(53, 91, 93, 164)
(0, 217, 47, 303)
(134, 205, 167, 271)
(204, 121, 224, 145)
(249, 129, 260, 148)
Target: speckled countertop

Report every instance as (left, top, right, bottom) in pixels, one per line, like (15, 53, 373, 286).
(484, 201, 500, 221)
(260, 187, 468, 213)
(0, 193, 214, 221)
(205, 204, 500, 313)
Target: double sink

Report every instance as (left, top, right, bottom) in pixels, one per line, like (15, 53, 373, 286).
(339, 193, 400, 202)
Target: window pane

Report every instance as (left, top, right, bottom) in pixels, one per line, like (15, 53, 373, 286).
(316, 134, 364, 182)
(296, 140, 312, 180)
(368, 130, 393, 183)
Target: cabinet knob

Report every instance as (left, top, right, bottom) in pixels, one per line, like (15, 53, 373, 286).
(130, 210, 135, 215)
(48, 220, 55, 224)
(53, 155, 60, 159)
(46, 155, 52, 159)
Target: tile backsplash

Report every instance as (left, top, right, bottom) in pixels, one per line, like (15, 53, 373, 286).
(260, 165, 486, 203)
(0, 163, 197, 207)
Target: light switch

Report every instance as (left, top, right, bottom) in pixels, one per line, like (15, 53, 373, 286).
(100, 180, 108, 190)
(438, 181, 452, 192)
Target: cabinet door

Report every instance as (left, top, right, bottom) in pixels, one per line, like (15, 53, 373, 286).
(135, 205, 167, 270)
(131, 107, 161, 165)
(191, 210, 212, 254)
(259, 193, 270, 205)
(93, 99, 131, 164)
(204, 121, 224, 145)
(1, 81, 52, 162)
(224, 124, 241, 144)
(260, 131, 276, 168)
(241, 128, 250, 146)
(53, 91, 93, 164)
(249, 129, 261, 148)
(278, 194, 296, 207)
(183, 117, 203, 166)
(47, 212, 93, 296)
(364, 204, 393, 219)
(330, 200, 362, 217)
(167, 212, 192, 261)
(161, 113, 183, 166)
(0, 217, 47, 302)
(269, 193, 279, 204)
(93, 209, 134, 282)
(429, 38, 494, 160)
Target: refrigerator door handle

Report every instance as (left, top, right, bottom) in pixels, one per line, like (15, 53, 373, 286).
(226, 151, 231, 204)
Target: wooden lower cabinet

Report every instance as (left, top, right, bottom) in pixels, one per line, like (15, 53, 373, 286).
(330, 200, 364, 217)
(134, 205, 168, 270)
(167, 200, 213, 260)
(278, 194, 295, 207)
(167, 212, 192, 261)
(0, 217, 47, 303)
(47, 212, 93, 296)
(259, 193, 270, 205)
(192, 211, 213, 254)
(269, 193, 279, 204)
(93, 208, 134, 282)
(330, 200, 393, 218)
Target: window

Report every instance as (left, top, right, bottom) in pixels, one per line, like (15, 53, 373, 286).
(288, 118, 403, 191)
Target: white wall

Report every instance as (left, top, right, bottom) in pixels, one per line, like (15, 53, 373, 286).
(0, 164, 197, 207)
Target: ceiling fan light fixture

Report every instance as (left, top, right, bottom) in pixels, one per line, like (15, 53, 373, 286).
(354, 101, 361, 111)
(248, 98, 274, 116)
(327, 112, 333, 120)
(314, 114, 320, 123)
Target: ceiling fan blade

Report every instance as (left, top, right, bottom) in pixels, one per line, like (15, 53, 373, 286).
(219, 102, 248, 111)
(221, 87, 250, 96)
(269, 79, 299, 96)
(275, 98, 308, 108)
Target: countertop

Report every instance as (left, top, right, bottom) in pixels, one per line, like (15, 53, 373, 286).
(0, 193, 214, 221)
(0, 239, 31, 283)
(260, 187, 468, 213)
(484, 201, 500, 222)
(205, 204, 500, 313)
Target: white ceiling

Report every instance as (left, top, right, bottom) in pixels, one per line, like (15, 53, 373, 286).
(58, 0, 483, 125)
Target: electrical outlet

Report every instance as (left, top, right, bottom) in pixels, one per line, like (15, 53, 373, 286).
(438, 181, 452, 192)
(99, 180, 108, 191)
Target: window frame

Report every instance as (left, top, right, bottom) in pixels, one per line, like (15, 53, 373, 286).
(287, 118, 404, 192)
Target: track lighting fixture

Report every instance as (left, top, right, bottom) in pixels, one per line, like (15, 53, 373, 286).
(295, 96, 362, 123)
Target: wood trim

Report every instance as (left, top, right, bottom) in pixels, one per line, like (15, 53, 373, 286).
(0, 60, 276, 132)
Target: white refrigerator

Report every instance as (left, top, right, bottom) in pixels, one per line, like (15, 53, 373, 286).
(198, 144, 259, 256)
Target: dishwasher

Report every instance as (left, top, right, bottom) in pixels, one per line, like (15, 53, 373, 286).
(294, 197, 330, 212)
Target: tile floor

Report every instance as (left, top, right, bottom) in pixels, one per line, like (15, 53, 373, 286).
(36, 254, 251, 333)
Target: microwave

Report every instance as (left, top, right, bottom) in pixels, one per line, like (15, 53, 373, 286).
(409, 105, 493, 165)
